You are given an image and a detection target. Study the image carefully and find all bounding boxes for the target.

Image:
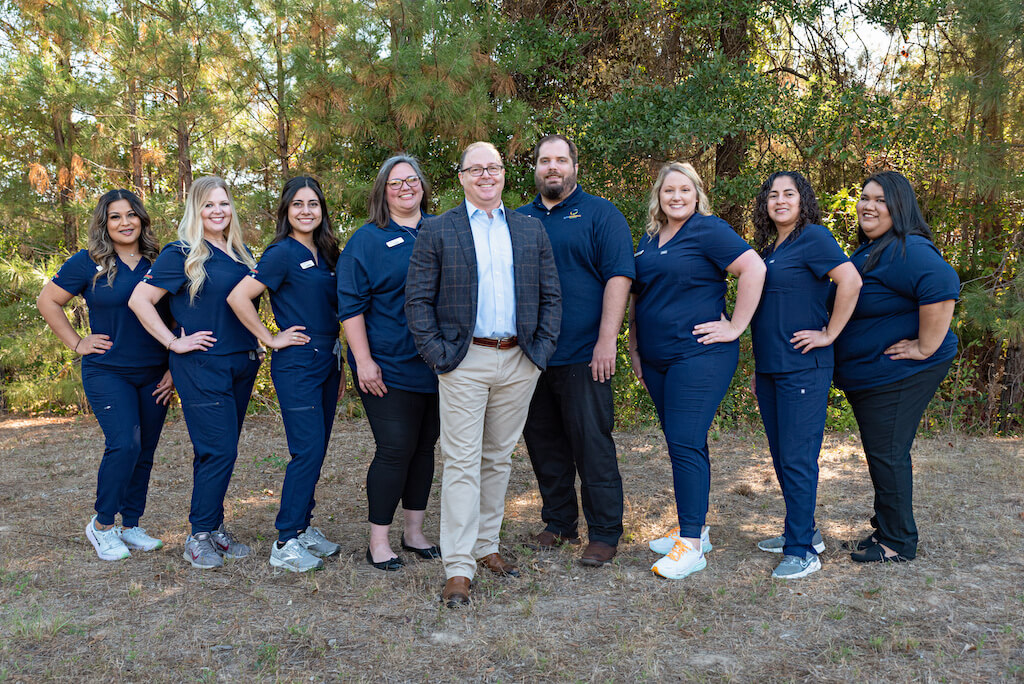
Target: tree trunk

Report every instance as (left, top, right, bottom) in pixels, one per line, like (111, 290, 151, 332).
(175, 80, 193, 200)
(715, 10, 750, 233)
(128, 78, 144, 194)
(275, 21, 289, 177)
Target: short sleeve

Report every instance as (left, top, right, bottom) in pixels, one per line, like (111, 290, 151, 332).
(252, 242, 288, 292)
(143, 242, 188, 294)
(803, 225, 849, 278)
(336, 232, 373, 321)
(596, 202, 637, 281)
(699, 217, 752, 269)
(51, 250, 93, 297)
(905, 240, 960, 304)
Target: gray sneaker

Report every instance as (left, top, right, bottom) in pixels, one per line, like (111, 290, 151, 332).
(210, 525, 251, 559)
(270, 538, 325, 572)
(183, 532, 224, 569)
(757, 529, 825, 554)
(296, 526, 340, 557)
(772, 552, 821, 579)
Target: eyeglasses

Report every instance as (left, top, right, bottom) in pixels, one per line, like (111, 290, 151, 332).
(386, 176, 421, 189)
(460, 164, 505, 177)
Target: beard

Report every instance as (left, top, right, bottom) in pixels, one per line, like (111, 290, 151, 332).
(536, 169, 577, 201)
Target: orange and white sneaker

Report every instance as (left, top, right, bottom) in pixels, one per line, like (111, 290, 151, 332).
(649, 526, 712, 555)
(651, 536, 706, 579)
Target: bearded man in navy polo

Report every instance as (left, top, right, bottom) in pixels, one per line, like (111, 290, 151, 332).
(516, 135, 635, 566)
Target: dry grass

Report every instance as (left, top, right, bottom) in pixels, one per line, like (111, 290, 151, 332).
(0, 413, 1022, 682)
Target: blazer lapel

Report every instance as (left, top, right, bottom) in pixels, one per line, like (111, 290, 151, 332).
(508, 211, 529, 316)
(452, 202, 479, 313)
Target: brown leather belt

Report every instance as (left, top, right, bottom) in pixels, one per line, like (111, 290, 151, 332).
(472, 336, 518, 349)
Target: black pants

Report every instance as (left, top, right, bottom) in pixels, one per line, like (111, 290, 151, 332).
(844, 361, 951, 558)
(359, 386, 440, 526)
(523, 362, 623, 546)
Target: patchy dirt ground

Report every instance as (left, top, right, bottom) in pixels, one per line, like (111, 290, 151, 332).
(0, 412, 1021, 682)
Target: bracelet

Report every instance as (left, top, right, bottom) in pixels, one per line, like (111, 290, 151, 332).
(166, 336, 175, 351)
(74, 338, 83, 353)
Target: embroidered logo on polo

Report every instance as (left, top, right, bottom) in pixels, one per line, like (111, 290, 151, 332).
(564, 209, 582, 220)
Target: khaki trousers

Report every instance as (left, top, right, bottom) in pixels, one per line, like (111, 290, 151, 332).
(437, 344, 541, 579)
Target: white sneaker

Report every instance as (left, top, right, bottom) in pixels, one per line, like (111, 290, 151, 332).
(772, 552, 821, 579)
(649, 525, 712, 555)
(119, 526, 164, 551)
(651, 536, 706, 579)
(296, 526, 340, 557)
(86, 516, 131, 561)
(270, 538, 325, 572)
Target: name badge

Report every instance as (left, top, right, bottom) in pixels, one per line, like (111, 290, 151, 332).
(300, 260, 315, 269)
(386, 237, 405, 248)
(660, 250, 668, 255)
(634, 249, 644, 257)
(96, 264, 103, 271)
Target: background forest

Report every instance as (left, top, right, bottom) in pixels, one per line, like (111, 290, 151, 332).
(0, 0, 1020, 433)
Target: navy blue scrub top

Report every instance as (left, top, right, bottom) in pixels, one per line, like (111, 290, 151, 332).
(516, 186, 635, 366)
(833, 234, 959, 391)
(337, 218, 437, 393)
(144, 240, 258, 355)
(751, 224, 849, 374)
(251, 236, 339, 339)
(52, 249, 170, 369)
(632, 213, 752, 364)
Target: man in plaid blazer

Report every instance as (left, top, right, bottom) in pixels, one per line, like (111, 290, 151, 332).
(405, 141, 561, 608)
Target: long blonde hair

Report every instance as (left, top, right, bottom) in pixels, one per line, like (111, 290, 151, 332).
(178, 176, 255, 303)
(646, 162, 712, 237)
(88, 189, 160, 287)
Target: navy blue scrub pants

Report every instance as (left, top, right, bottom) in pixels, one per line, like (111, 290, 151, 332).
(641, 344, 738, 539)
(271, 338, 341, 543)
(170, 350, 260, 535)
(523, 362, 623, 546)
(755, 367, 832, 557)
(82, 363, 169, 527)
(357, 386, 439, 526)
(843, 360, 950, 559)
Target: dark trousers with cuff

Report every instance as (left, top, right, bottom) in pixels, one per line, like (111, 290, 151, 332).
(523, 362, 623, 546)
(642, 345, 738, 540)
(271, 339, 341, 543)
(755, 367, 832, 557)
(82, 363, 169, 527)
(170, 351, 260, 535)
(358, 386, 440, 526)
(844, 360, 951, 559)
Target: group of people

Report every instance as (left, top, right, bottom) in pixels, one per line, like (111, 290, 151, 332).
(37, 135, 959, 607)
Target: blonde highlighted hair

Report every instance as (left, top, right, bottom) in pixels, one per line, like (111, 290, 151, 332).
(646, 162, 711, 237)
(178, 176, 255, 303)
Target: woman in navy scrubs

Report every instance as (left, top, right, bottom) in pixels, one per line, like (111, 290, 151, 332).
(337, 155, 440, 571)
(227, 177, 342, 573)
(37, 190, 173, 561)
(629, 162, 766, 580)
(129, 176, 260, 570)
(749, 171, 862, 579)
(834, 171, 958, 563)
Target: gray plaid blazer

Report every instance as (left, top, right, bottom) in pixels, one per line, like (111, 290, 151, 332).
(404, 202, 561, 374)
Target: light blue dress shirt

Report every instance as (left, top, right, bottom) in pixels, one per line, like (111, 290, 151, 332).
(466, 199, 516, 337)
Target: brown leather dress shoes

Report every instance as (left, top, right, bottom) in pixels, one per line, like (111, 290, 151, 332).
(579, 540, 617, 567)
(527, 530, 581, 550)
(441, 576, 471, 608)
(478, 552, 520, 577)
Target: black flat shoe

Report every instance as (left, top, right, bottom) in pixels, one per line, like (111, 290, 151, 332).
(366, 547, 403, 571)
(401, 535, 442, 560)
(850, 542, 911, 563)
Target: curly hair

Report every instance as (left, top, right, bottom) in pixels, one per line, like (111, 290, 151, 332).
(752, 171, 822, 256)
(645, 162, 711, 237)
(87, 189, 160, 288)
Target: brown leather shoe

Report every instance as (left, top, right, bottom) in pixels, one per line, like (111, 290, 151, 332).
(527, 530, 581, 550)
(441, 576, 471, 608)
(478, 552, 520, 577)
(579, 541, 617, 567)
